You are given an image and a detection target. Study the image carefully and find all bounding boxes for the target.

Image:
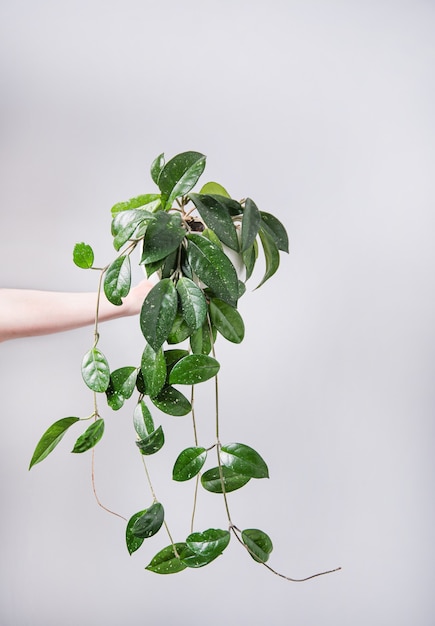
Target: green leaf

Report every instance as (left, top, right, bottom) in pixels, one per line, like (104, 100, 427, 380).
(133, 400, 155, 439)
(103, 255, 131, 305)
(163, 349, 190, 370)
(81, 348, 110, 392)
(140, 212, 185, 264)
(111, 209, 155, 251)
(71, 419, 105, 453)
(201, 466, 251, 493)
(199, 181, 230, 197)
(241, 198, 261, 252)
(151, 153, 165, 185)
(169, 354, 220, 385)
(242, 240, 258, 281)
(145, 543, 187, 574)
(131, 502, 164, 539)
(140, 279, 178, 351)
(189, 320, 217, 355)
(201, 228, 223, 248)
(189, 194, 239, 251)
(106, 366, 137, 410)
(135, 425, 165, 455)
(241, 528, 273, 563)
(260, 212, 289, 253)
(161, 248, 179, 279)
(126, 510, 147, 555)
(186, 234, 239, 307)
(256, 226, 280, 289)
(29, 417, 80, 469)
(220, 442, 269, 479)
(176, 277, 207, 330)
(178, 546, 213, 568)
(111, 194, 160, 217)
(186, 528, 230, 560)
(172, 447, 207, 481)
(141, 344, 167, 398)
(209, 298, 245, 344)
(207, 194, 242, 217)
(73, 242, 94, 269)
(167, 309, 193, 344)
(151, 385, 191, 416)
(158, 151, 206, 210)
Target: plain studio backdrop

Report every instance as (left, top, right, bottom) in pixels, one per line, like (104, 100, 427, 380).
(0, 1, 434, 624)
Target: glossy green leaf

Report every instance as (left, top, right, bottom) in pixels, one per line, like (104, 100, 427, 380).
(172, 447, 207, 481)
(209, 298, 245, 344)
(242, 240, 258, 281)
(71, 419, 105, 453)
(161, 248, 179, 279)
(151, 153, 165, 185)
(176, 277, 207, 330)
(260, 212, 289, 253)
(189, 320, 217, 355)
(141, 212, 186, 264)
(145, 543, 187, 574)
(158, 151, 206, 210)
(186, 234, 239, 306)
(186, 528, 230, 559)
(178, 546, 214, 568)
(111, 209, 155, 251)
(111, 194, 160, 217)
(131, 502, 164, 539)
(169, 354, 220, 385)
(201, 228, 222, 248)
(106, 366, 137, 410)
(241, 528, 273, 563)
(144, 258, 165, 279)
(199, 181, 230, 197)
(241, 197, 261, 252)
(167, 310, 193, 344)
(164, 349, 190, 370)
(220, 442, 269, 479)
(189, 194, 239, 251)
(256, 226, 280, 289)
(135, 425, 165, 455)
(73, 242, 94, 269)
(29, 417, 80, 469)
(133, 400, 155, 439)
(81, 348, 110, 392)
(207, 194, 242, 217)
(151, 385, 191, 416)
(201, 466, 251, 493)
(140, 279, 178, 351)
(141, 344, 166, 398)
(103, 255, 131, 305)
(126, 510, 147, 555)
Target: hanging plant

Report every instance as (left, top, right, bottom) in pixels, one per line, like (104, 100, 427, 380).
(29, 151, 340, 581)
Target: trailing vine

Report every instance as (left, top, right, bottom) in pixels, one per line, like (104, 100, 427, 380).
(29, 151, 340, 580)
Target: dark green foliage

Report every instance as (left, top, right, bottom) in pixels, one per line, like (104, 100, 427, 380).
(31, 150, 295, 580)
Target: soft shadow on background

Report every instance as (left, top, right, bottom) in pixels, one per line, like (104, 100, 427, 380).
(1, 1, 434, 624)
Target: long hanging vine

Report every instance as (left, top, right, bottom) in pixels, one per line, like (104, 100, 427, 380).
(29, 151, 340, 580)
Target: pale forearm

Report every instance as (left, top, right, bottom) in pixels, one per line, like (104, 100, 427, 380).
(0, 281, 153, 342)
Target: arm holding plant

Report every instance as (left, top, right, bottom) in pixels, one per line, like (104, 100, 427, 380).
(0, 279, 153, 342)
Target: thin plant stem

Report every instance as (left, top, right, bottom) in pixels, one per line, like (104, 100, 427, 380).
(190, 385, 200, 533)
(91, 449, 127, 521)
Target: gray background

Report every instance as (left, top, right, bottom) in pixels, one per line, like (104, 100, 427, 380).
(1, 1, 434, 624)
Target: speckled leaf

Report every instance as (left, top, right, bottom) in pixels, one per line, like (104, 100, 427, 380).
(151, 385, 192, 416)
(201, 466, 251, 493)
(186, 528, 230, 560)
(189, 194, 239, 251)
(172, 447, 207, 481)
(176, 277, 207, 330)
(220, 442, 269, 479)
(169, 354, 220, 385)
(140, 279, 178, 351)
(158, 151, 206, 210)
(133, 400, 155, 439)
(141, 212, 185, 264)
(131, 502, 164, 539)
(106, 366, 137, 410)
(81, 348, 110, 392)
(135, 425, 165, 455)
(145, 543, 187, 574)
(104, 255, 131, 305)
(209, 298, 245, 344)
(71, 419, 105, 453)
(141, 344, 166, 398)
(126, 510, 147, 555)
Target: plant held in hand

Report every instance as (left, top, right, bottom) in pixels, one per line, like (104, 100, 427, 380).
(30, 151, 340, 580)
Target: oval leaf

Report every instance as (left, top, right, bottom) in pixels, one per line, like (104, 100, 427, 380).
(73, 242, 94, 269)
(140, 279, 178, 351)
(186, 233, 239, 306)
(135, 425, 165, 455)
(199, 181, 230, 197)
(141, 344, 167, 398)
(169, 354, 220, 385)
(133, 400, 155, 439)
(201, 466, 251, 493)
(176, 277, 207, 330)
(81, 348, 110, 392)
(145, 543, 187, 574)
(131, 502, 164, 539)
(172, 447, 207, 481)
(220, 442, 269, 479)
(104, 255, 131, 305)
(141, 212, 185, 264)
(167, 310, 193, 344)
(126, 510, 147, 555)
(241, 528, 273, 563)
(111, 209, 155, 251)
(151, 385, 192, 416)
(71, 419, 105, 454)
(186, 528, 230, 559)
(209, 298, 245, 344)
(29, 417, 80, 469)
(106, 366, 137, 410)
(189, 193, 239, 251)
(158, 151, 206, 209)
